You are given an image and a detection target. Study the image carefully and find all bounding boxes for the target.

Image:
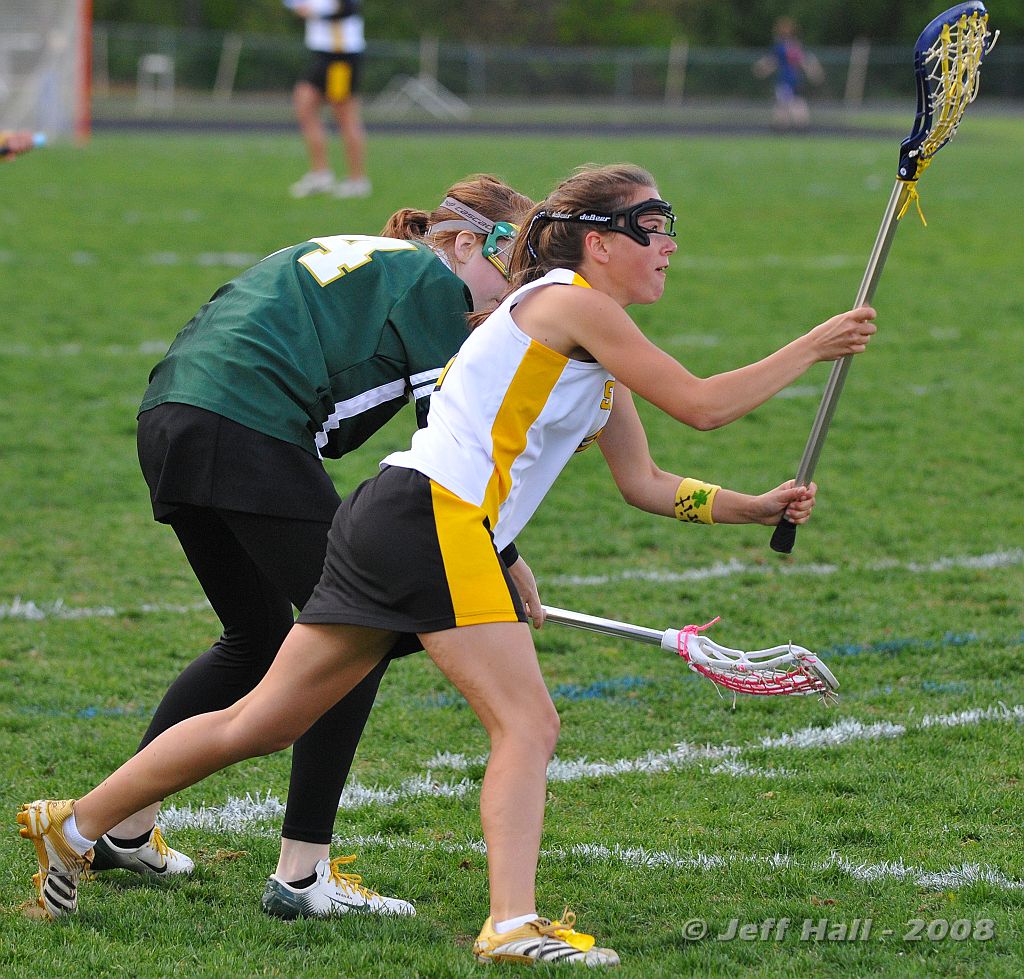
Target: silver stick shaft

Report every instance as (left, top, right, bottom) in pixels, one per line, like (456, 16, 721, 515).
(541, 605, 664, 646)
(793, 179, 912, 486)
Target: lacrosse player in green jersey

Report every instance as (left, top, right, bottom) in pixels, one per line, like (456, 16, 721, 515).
(74, 174, 535, 919)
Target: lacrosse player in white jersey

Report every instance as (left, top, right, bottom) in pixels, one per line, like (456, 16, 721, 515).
(286, 0, 371, 199)
(20, 163, 877, 967)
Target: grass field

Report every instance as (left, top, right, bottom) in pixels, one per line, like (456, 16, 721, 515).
(2, 118, 1023, 977)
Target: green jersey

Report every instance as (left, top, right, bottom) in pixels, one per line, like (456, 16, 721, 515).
(140, 235, 472, 458)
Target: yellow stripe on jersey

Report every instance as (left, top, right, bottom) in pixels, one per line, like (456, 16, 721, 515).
(434, 353, 457, 392)
(482, 339, 567, 525)
(326, 60, 352, 102)
(429, 480, 519, 626)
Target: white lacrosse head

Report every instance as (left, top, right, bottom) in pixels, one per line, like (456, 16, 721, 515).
(661, 623, 839, 701)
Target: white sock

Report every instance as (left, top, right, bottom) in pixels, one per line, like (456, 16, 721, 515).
(63, 812, 97, 856)
(494, 912, 539, 934)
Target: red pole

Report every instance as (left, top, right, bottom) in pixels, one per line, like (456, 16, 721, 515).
(76, 0, 93, 144)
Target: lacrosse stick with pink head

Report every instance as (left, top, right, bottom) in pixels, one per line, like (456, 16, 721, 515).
(542, 605, 838, 703)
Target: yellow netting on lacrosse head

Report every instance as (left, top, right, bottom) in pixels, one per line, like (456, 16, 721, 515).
(899, 6, 997, 186)
(918, 12, 995, 163)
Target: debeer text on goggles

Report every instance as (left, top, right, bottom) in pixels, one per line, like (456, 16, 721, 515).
(526, 198, 677, 257)
(428, 196, 519, 279)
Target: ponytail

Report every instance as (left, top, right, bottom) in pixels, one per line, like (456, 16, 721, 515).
(380, 208, 431, 240)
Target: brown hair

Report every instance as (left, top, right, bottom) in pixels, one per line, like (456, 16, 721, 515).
(380, 174, 534, 258)
(505, 163, 659, 290)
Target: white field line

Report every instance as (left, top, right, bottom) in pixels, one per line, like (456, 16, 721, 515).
(757, 717, 906, 749)
(158, 775, 478, 834)
(774, 384, 822, 399)
(159, 702, 1024, 832)
(4, 549, 1022, 622)
(0, 596, 213, 621)
(0, 340, 171, 358)
(424, 742, 741, 780)
(0, 251, 260, 270)
(673, 254, 861, 272)
(919, 703, 1024, 727)
(546, 548, 1024, 587)
(663, 333, 721, 348)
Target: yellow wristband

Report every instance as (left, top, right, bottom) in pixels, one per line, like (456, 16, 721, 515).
(674, 478, 720, 524)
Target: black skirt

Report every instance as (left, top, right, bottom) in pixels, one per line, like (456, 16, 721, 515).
(137, 402, 341, 523)
(299, 465, 526, 649)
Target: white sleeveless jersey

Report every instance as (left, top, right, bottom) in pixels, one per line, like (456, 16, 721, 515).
(382, 268, 614, 551)
(301, 2, 366, 54)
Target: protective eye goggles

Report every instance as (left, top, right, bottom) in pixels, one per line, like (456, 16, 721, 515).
(526, 198, 676, 257)
(428, 196, 519, 280)
(480, 220, 518, 278)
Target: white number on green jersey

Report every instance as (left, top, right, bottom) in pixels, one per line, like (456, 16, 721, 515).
(299, 236, 417, 286)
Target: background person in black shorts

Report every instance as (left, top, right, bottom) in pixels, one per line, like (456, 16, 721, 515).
(287, 0, 371, 199)
(86, 174, 535, 919)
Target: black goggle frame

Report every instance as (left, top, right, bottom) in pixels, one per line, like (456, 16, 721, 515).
(526, 198, 676, 257)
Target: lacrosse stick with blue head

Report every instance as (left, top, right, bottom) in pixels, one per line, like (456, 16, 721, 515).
(542, 606, 839, 703)
(770, 2, 998, 554)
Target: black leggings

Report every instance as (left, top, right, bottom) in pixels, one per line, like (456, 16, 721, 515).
(138, 504, 388, 844)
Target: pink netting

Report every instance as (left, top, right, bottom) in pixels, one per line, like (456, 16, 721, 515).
(676, 619, 831, 697)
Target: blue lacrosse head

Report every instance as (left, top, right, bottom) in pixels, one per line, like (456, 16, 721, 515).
(898, 1, 995, 180)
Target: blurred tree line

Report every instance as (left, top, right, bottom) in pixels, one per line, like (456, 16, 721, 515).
(94, 0, 1020, 45)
